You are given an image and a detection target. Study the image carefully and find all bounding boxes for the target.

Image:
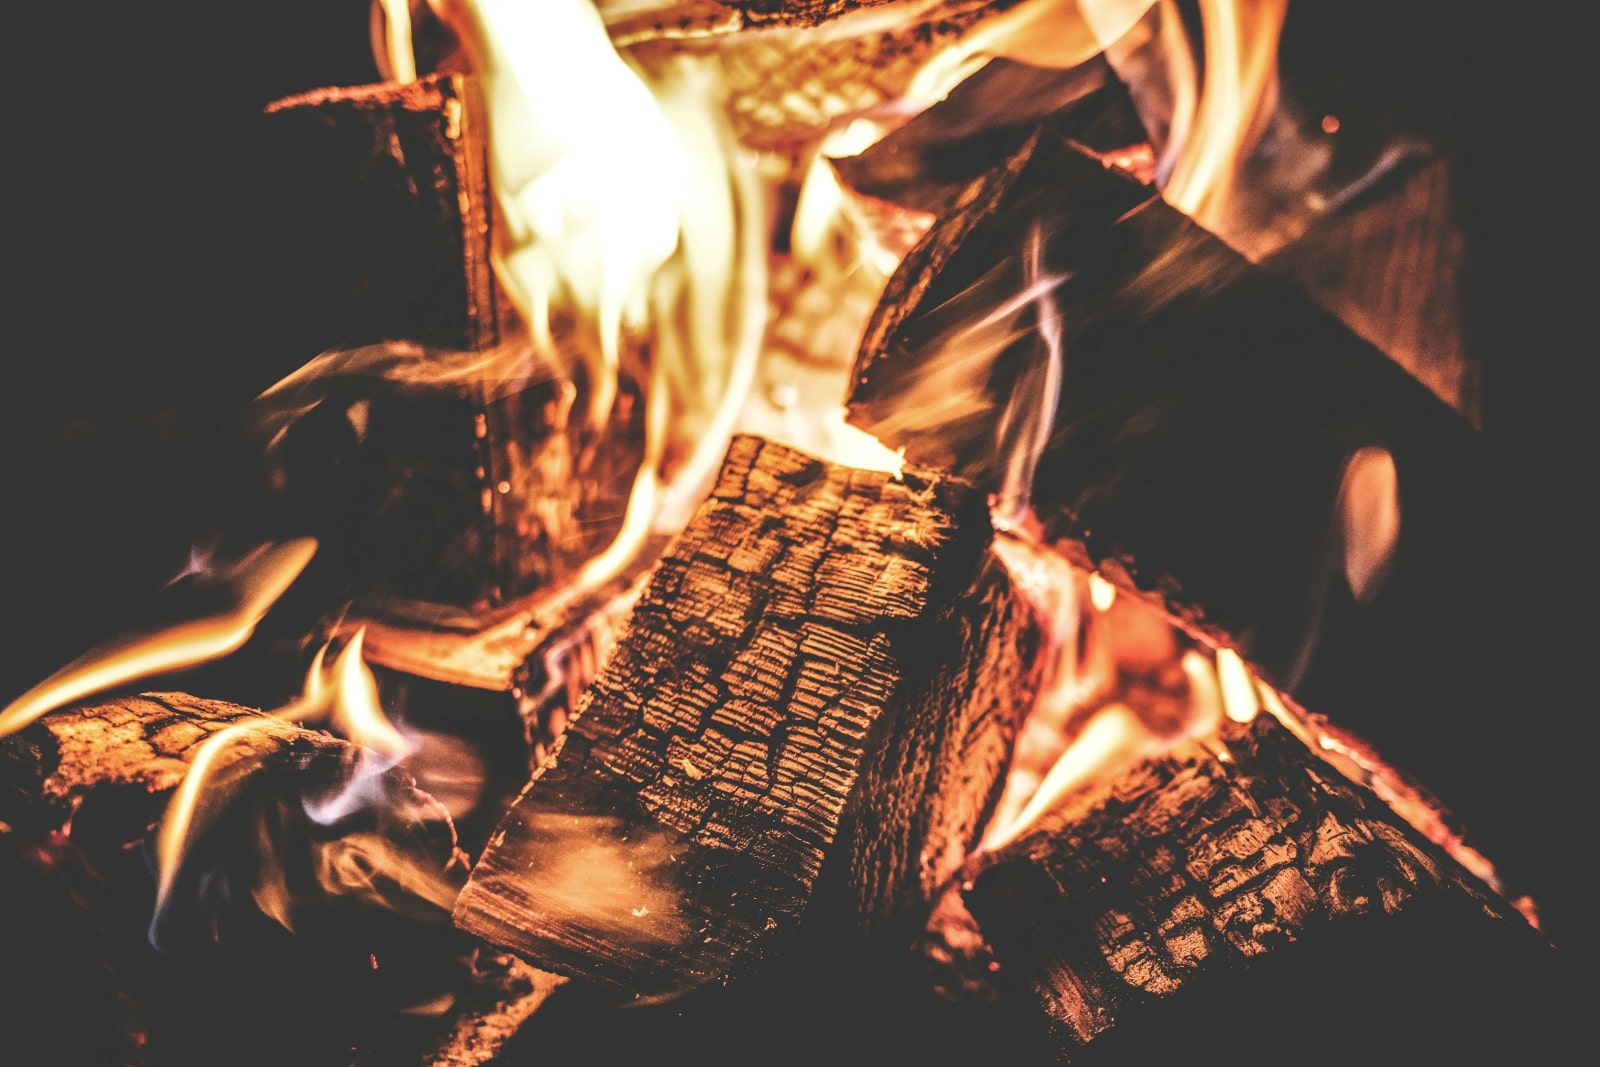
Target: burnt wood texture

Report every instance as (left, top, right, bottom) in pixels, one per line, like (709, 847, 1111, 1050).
(962, 713, 1578, 1064)
(454, 434, 1045, 998)
(846, 127, 1534, 919)
(0, 693, 556, 1067)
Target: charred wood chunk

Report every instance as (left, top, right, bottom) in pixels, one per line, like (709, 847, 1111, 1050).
(252, 347, 646, 627)
(453, 434, 1045, 998)
(961, 714, 1571, 1064)
(258, 73, 507, 359)
(0, 693, 540, 1067)
(847, 129, 1518, 891)
(831, 61, 1146, 220)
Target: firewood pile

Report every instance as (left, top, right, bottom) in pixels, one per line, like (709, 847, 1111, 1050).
(2, 1, 1587, 1064)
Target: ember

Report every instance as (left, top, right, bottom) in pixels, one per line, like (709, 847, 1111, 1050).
(4, 1, 1587, 1064)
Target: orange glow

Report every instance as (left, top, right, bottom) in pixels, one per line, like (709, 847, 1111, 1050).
(1180, 647, 1226, 727)
(373, 0, 418, 84)
(1338, 446, 1401, 605)
(984, 702, 1148, 849)
(1214, 646, 1260, 723)
(150, 632, 421, 946)
(1088, 572, 1118, 612)
(0, 538, 317, 738)
(1163, 0, 1289, 230)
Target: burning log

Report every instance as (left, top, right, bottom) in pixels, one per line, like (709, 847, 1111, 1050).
(258, 74, 507, 357)
(0, 691, 565, 1067)
(845, 126, 1535, 911)
(248, 69, 659, 773)
(454, 434, 1046, 998)
(959, 712, 1578, 1064)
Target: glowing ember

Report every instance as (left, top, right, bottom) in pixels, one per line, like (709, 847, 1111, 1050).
(1215, 645, 1260, 723)
(1338, 445, 1401, 604)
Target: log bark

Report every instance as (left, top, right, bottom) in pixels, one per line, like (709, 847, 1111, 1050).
(959, 712, 1578, 1064)
(453, 434, 1046, 998)
(845, 127, 1530, 911)
(258, 74, 506, 357)
(0, 693, 568, 1067)
(254, 75, 648, 627)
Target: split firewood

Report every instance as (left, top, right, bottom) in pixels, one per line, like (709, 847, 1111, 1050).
(454, 434, 1047, 998)
(844, 126, 1538, 916)
(254, 74, 648, 624)
(958, 711, 1579, 1064)
(0, 692, 565, 1067)
(258, 74, 507, 357)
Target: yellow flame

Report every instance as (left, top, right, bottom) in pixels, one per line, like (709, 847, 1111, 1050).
(1338, 446, 1401, 605)
(0, 538, 317, 738)
(1215, 646, 1260, 723)
(373, 0, 418, 84)
(1161, 0, 1289, 228)
(983, 702, 1149, 851)
(1088, 572, 1118, 612)
(433, 0, 690, 425)
(151, 632, 414, 942)
(325, 628, 410, 763)
(899, 0, 1159, 114)
(429, 1, 770, 600)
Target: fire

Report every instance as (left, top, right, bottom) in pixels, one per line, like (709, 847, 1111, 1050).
(1215, 646, 1260, 723)
(0, 538, 317, 738)
(1, 0, 1526, 1039)
(1160, 0, 1289, 232)
(150, 629, 458, 950)
(1337, 446, 1401, 604)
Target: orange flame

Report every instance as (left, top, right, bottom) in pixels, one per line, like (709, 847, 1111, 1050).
(0, 538, 317, 738)
(1337, 446, 1401, 605)
(1215, 646, 1260, 723)
(1162, 0, 1289, 229)
(150, 630, 425, 946)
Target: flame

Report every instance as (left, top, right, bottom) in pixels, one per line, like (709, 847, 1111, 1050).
(302, 628, 416, 824)
(1087, 572, 1118, 612)
(1161, 0, 1288, 229)
(985, 537, 1224, 848)
(0, 538, 317, 738)
(1214, 645, 1260, 723)
(373, 0, 418, 84)
(1337, 446, 1401, 605)
(434, 0, 690, 422)
(150, 630, 431, 947)
(429, 0, 770, 599)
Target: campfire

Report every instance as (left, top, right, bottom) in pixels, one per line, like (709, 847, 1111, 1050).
(3, 1, 1584, 1064)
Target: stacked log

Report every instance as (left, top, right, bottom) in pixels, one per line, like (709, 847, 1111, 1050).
(454, 434, 1047, 998)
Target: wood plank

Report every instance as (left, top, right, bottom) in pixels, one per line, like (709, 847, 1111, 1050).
(0, 692, 567, 1067)
(844, 128, 1530, 911)
(959, 712, 1577, 1064)
(453, 434, 1046, 997)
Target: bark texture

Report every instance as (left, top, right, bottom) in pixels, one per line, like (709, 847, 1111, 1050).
(962, 713, 1575, 1064)
(0, 693, 560, 1067)
(454, 434, 1045, 997)
(845, 127, 1529, 914)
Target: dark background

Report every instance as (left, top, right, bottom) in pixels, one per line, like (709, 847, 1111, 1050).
(4, 0, 1591, 985)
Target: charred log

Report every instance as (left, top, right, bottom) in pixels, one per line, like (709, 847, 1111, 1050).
(960, 713, 1577, 1064)
(259, 74, 506, 356)
(846, 127, 1533, 915)
(454, 434, 1046, 998)
(0, 692, 562, 1067)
